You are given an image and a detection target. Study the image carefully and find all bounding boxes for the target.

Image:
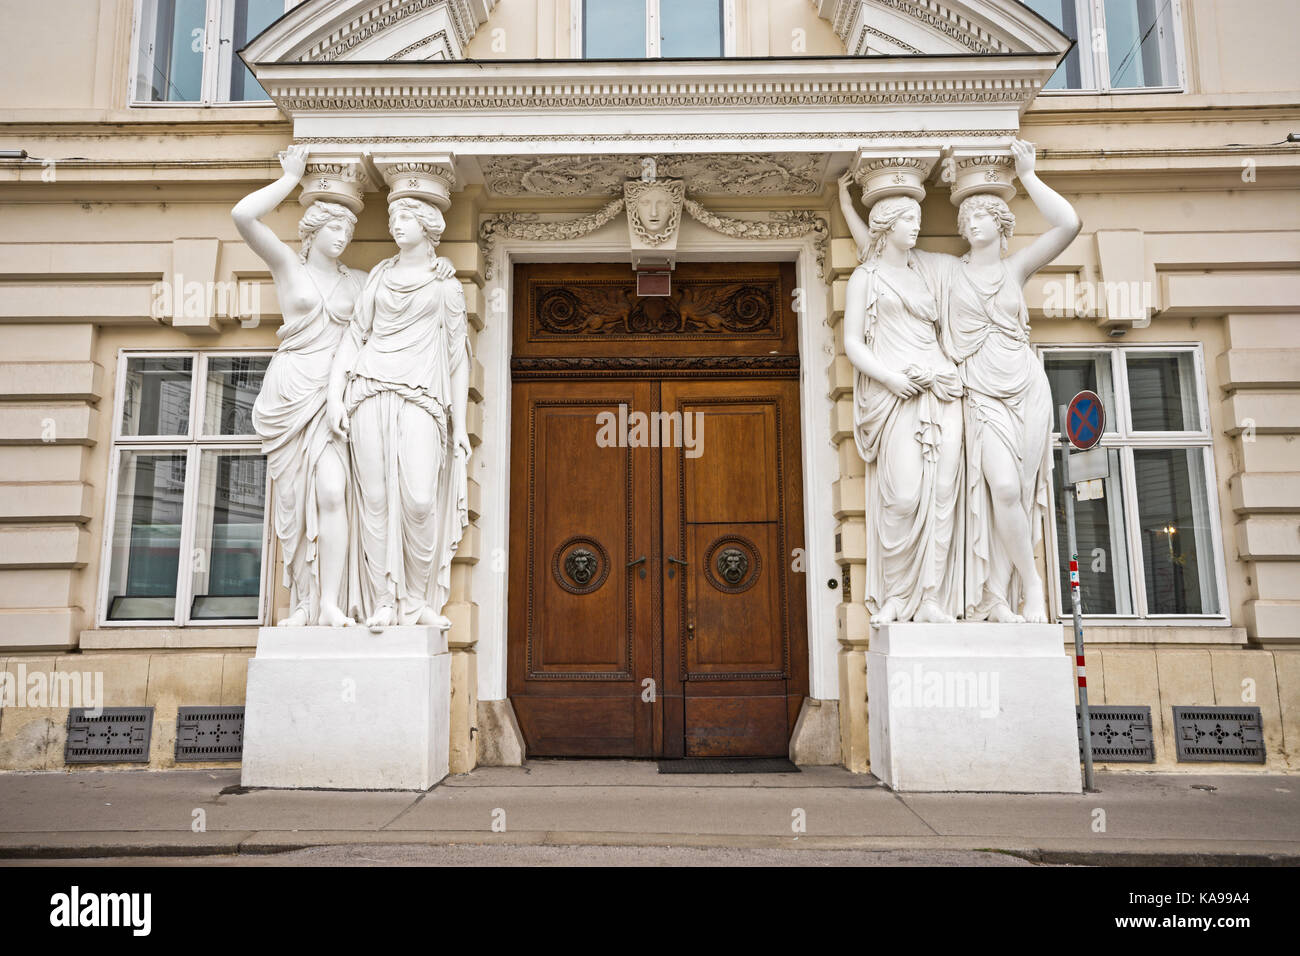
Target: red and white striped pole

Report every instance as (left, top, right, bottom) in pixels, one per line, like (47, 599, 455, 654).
(1060, 413, 1096, 791)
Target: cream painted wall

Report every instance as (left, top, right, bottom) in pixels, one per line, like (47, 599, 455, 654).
(1186, 0, 1300, 94)
(0, 0, 119, 111)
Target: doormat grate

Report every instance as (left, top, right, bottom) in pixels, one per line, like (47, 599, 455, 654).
(65, 707, 153, 763)
(1077, 705, 1154, 762)
(1172, 706, 1265, 763)
(175, 706, 244, 762)
(658, 758, 800, 774)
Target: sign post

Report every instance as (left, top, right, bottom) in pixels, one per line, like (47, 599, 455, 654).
(1062, 389, 1105, 792)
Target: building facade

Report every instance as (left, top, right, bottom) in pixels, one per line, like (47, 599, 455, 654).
(0, 0, 1297, 774)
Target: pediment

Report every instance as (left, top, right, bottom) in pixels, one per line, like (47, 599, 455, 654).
(245, 0, 1067, 66)
(242, 0, 496, 63)
(814, 0, 1070, 57)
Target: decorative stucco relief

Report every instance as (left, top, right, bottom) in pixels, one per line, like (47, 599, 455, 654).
(683, 200, 830, 278)
(479, 154, 828, 198)
(478, 197, 626, 280)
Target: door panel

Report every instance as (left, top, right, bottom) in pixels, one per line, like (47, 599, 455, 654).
(661, 380, 808, 758)
(508, 380, 658, 756)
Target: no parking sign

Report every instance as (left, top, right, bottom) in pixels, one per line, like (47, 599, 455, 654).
(1065, 390, 1105, 450)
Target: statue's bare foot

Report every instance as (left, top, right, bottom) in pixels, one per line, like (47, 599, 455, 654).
(870, 598, 903, 627)
(415, 606, 452, 631)
(987, 602, 1025, 624)
(279, 607, 309, 627)
(319, 602, 353, 628)
(365, 605, 396, 632)
(914, 599, 955, 624)
(1021, 587, 1049, 624)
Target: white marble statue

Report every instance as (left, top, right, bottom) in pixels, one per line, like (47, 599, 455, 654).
(841, 140, 1081, 624)
(233, 144, 364, 628)
(839, 191, 964, 624)
(326, 197, 471, 630)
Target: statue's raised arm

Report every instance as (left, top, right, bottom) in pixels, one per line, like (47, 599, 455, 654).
(234, 144, 363, 628)
(1004, 138, 1082, 285)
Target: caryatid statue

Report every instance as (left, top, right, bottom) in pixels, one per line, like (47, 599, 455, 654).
(839, 157, 964, 625)
(233, 145, 368, 628)
(841, 140, 1082, 624)
(326, 160, 471, 631)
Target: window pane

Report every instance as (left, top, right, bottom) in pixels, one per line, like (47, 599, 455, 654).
(1134, 448, 1220, 615)
(1105, 0, 1178, 88)
(1044, 350, 1116, 431)
(660, 0, 723, 57)
(1126, 350, 1199, 431)
(135, 0, 207, 102)
(121, 356, 193, 436)
(226, 0, 281, 101)
(203, 356, 269, 435)
(190, 450, 266, 620)
(1052, 448, 1133, 615)
(585, 0, 646, 57)
(106, 451, 187, 621)
(1025, 0, 1086, 89)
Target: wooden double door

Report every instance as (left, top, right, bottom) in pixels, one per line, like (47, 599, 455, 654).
(507, 263, 808, 758)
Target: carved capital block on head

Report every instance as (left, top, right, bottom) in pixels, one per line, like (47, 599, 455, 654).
(372, 153, 457, 210)
(299, 155, 374, 213)
(948, 152, 1016, 205)
(851, 149, 940, 208)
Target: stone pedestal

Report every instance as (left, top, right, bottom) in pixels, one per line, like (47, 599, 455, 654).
(241, 626, 450, 790)
(867, 623, 1081, 793)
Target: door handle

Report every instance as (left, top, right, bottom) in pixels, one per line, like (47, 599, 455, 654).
(628, 555, 647, 579)
(686, 619, 695, 640)
(666, 555, 688, 579)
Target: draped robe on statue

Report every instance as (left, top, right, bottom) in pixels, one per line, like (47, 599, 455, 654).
(851, 261, 964, 621)
(251, 274, 354, 622)
(343, 257, 470, 625)
(911, 250, 1053, 620)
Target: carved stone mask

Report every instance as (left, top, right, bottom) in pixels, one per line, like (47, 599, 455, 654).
(637, 187, 672, 233)
(623, 178, 685, 247)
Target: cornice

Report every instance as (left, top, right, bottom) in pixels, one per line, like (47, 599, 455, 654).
(271, 80, 1041, 112)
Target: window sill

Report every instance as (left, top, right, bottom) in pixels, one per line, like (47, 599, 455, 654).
(1057, 622, 1247, 645)
(80, 626, 259, 651)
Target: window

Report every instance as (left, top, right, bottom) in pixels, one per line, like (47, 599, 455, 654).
(102, 353, 272, 625)
(579, 0, 730, 58)
(132, 0, 289, 104)
(1041, 346, 1226, 622)
(1025, 0, 1182, 91)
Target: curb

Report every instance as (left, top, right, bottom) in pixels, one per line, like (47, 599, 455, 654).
(3, 830, 1299, 865)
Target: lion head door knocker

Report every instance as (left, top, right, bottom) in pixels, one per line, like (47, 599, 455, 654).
(624, 176, 684, 271)
(552, 536, 611, 595)
(717, 548, 748, 586)
(565, 548, 598, 587)
(704, 536, 760, 594)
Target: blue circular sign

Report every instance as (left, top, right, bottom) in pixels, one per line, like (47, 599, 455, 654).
(1066, 390, 1105, 450)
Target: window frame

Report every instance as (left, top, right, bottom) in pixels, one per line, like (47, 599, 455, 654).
(572, 0, 736, 58)
(1034, 0, 1187, 95)
(128, 0, 294, 107)
(99, 349, 275, 628)
(1038, 343, 1231, 627)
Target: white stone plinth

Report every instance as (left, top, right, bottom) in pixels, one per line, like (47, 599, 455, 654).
(867, 623, 1081, 793)
(241, 626, 450, 790)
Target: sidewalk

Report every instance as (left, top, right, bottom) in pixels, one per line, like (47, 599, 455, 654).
(0, 761, 1296, 865)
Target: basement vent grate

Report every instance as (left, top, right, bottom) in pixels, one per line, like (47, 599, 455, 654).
(175, 706, 245, 762)
(1077, 706, 1154, 762)
(1172, 706, 1265, 763)
(65, 707, 153, 764)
